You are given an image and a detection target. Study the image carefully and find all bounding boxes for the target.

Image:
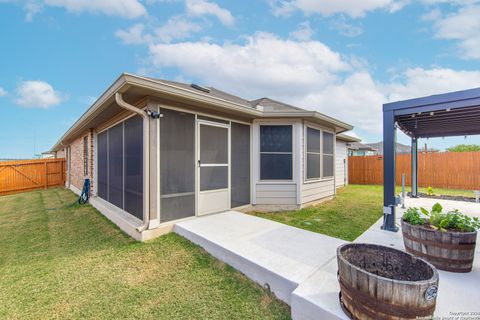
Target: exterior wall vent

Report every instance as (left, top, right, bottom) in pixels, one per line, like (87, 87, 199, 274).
(191, 83, 210, 93)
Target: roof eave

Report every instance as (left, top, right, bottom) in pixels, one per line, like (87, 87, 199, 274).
(261, 110, 353, 132)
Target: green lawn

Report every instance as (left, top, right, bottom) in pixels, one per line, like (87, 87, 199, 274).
(250, 185, 384, 241)
(396, 186, 476, 198)
(0, 188, 290, 320)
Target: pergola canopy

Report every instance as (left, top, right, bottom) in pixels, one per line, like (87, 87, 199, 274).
(382, 86, 480, 232)
(384, 87, 480, 138)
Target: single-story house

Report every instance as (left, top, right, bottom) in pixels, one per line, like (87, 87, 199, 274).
(336, 133, 361, 188)
(348, 142, 378, 156)
(50, 73, 356, 241)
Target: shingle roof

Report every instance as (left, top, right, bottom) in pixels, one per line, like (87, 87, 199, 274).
(151, 78, 307, 112)
(152, 78, 254, 108)
(249, 97, 304, 111)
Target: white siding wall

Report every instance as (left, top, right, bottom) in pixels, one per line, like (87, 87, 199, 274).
(252, 120, 302, 207)
(301, 179, 335, 204)
(255, 184, 297, 205)
(335, 140, 348, 188)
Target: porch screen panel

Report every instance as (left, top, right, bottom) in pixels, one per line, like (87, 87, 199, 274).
(160, 108, 195, 223)
(124, 115, 143, 220)
(231, 122, 250, 207)
(108, 122, 124, 209)
(97, 131, 108, 200)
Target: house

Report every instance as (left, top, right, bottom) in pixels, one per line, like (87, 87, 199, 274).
(348, 142, 377, 156)
(50, 73, 355, 241)
(335, 133, 361, 188)
(366, 141, 411, 155)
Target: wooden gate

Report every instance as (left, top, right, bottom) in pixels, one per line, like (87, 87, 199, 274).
(0, 158, 66, 196)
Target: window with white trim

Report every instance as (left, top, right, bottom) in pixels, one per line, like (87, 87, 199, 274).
(306, 127, 321, 180)
(260, 125, 292, 180)
(322, 131, 334, 178)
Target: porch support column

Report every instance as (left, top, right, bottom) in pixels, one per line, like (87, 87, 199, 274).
(411, 136, 418, 198)
(382, 109, 398, 232)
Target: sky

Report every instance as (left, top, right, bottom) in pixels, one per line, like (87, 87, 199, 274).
(1, 0, 480, 158)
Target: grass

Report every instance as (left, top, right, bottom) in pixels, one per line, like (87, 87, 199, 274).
(250, 185, 384, 241)
(0, 188, 290, 320)
(396, 186, 476, 198)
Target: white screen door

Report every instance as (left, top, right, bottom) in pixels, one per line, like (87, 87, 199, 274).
(197, 121, 230, 215)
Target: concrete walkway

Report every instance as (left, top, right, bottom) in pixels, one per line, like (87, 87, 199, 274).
(174, 198, 480, 320)
(174, 211, 346, 305)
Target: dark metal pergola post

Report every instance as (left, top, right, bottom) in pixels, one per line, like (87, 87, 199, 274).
(411, 137, 418, 197)
(382, 109, 398, 232)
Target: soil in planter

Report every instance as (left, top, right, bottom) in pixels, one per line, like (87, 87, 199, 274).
(341, 244, 434, 281)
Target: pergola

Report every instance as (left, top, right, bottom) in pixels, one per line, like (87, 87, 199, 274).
(382, 87, 480, 232)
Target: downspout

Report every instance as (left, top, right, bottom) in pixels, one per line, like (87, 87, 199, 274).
(115, 92, 150, 232)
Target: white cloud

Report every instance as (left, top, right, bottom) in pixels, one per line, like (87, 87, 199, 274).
(384, 67, 480, 102)
(14, 0, 147, 20)
(431, 5, 480, 59)
(15, 80, 64, 108)
(154, 16, 202, 43)
(115, 24, 147, 44)
(121, 30, 480, 135)
(116, 17, 201, 45)
(0, 87, 7, 96)
(270, 0, 409, 18)
(289, 21, 314, 41)
(329, 18, 363, 37)
(148, 32, 349, 98)
(186, 0, 234, 25)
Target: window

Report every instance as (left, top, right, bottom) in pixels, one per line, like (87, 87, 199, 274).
(305, 127, 335, 180)
(306, 127, 321, 179)
(83, 136, 89, 176)
(322, 131, 334, 178)
(260, 125, 292, 180)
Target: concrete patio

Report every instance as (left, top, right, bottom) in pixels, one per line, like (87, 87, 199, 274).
(174, 197, 480, 320)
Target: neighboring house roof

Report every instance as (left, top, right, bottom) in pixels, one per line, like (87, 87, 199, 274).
(50, 73, 354, 152)
(337, 133, 361, 143)
(349, 142, 377, 151)
(366, 141, 410, 154)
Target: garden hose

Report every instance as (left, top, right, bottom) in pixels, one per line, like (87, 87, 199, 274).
(78, 178, 90, 204)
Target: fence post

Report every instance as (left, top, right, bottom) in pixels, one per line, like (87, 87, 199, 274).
(44, 161, 48, 190)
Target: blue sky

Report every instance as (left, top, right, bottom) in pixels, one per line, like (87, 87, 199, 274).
(1, 0, 480, 158)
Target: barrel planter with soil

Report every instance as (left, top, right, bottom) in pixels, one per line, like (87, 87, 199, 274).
(402, 220, 477, 273)
(337, 243, 439, 320)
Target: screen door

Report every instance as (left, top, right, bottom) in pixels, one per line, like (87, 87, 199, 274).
(197, 121, 230, 215)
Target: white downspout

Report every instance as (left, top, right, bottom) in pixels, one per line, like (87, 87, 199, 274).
(115, 92, 150, 232)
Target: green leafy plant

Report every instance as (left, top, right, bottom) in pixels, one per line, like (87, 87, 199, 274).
(403, 207, 425, 225)
(403, 203, 480, 232)
(426, 186, 434, 196)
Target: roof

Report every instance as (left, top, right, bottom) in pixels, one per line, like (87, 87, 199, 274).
(50, 73, 354, 151)
(349, 142, 377, 152)
(384, 87, 480, 138)
(366, 141, 409, 154)
(337, 133, 361, 143)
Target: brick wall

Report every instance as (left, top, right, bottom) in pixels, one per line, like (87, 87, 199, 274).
(56, 149, 66, 158)
(69, 130, 95, 193)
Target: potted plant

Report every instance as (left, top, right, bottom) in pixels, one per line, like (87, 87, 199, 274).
(337, 243, 439, 320)
(402, 203, 480, 272)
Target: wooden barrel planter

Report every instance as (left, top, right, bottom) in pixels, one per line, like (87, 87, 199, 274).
(337, 243, 439, 320)
(402, 220, 477, 273)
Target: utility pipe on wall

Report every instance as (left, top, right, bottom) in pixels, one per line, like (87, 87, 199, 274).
(115, 92, 150, 232)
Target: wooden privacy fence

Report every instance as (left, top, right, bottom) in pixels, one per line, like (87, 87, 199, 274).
(0, 158, 66, 196)
(349, 152, 480, 190)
